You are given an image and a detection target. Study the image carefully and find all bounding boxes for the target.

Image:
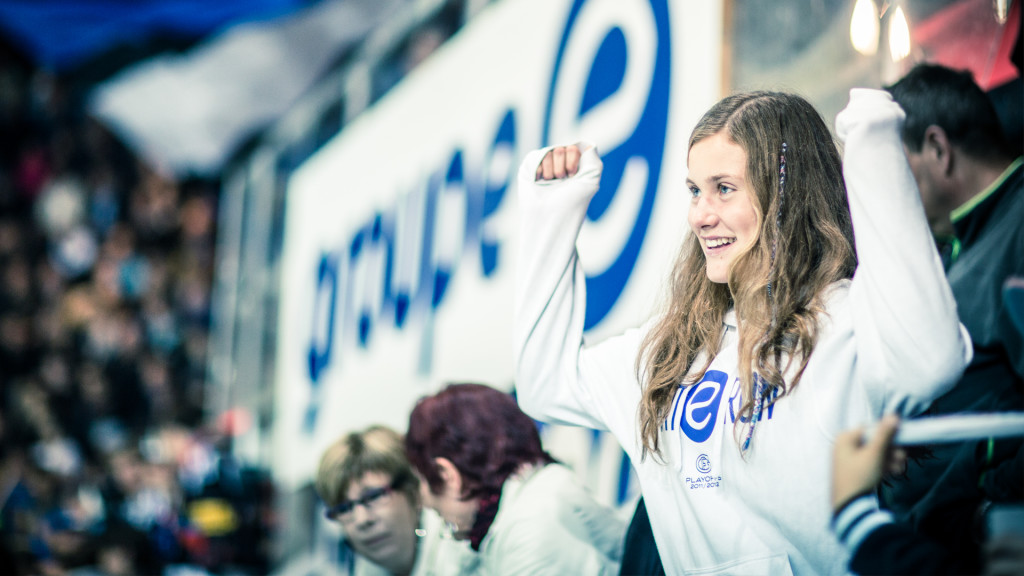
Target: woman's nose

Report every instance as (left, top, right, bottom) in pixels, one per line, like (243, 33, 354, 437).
(689, 197, 719, 229)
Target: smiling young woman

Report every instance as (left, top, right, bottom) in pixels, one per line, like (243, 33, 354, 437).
(514, 89, 971, 575)
(684, 131, 760, 285)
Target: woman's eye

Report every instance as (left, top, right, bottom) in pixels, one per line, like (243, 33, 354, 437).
(688, 186, 701, 199)
(718, 184, 734, 195)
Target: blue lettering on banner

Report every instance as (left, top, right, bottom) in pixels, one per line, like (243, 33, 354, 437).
(302, 0, 672, 434)
(480, 110, 515, 277)
(308, 254, 339, 383)
(299, 108, 516, 366)
(543, 0, 671, 329)
(301, 109, 517, 428)
(304, 253, 340, 431)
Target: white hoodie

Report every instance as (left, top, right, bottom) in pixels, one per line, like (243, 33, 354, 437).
(513, 89, 971, 575)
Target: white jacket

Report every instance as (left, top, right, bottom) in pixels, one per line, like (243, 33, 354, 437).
(353, 508, 479, 576)
(478, 463, 625, 575)
(513, 89, 971, 575)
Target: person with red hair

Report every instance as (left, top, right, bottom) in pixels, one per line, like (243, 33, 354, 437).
(405, 383, 625, 575)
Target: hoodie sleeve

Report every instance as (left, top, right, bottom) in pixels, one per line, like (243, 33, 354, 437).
(836, 88, 972, 416)
(513, 144, 645, 432)
(833, 493, 973, 575)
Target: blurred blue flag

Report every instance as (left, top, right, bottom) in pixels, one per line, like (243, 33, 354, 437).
(0, 0, 310, 71)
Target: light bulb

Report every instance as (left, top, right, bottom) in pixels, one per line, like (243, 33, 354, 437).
(888, 6, 911, 62)
(994, 0, 1008, 24)
(851, 0, 881, 55)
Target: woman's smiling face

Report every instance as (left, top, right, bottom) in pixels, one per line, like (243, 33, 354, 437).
(686, 131, 760, 284)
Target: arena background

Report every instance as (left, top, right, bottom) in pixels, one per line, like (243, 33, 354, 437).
(0, 0, 1019, 573)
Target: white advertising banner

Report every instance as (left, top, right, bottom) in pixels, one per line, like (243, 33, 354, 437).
(273, 0, 723, 504)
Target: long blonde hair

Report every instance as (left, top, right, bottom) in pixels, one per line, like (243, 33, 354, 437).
(637, 92, 857, 459)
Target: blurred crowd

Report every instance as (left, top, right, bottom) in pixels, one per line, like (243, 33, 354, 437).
(0, 42, 272, 575)
(0, 1, 482, 573)
(4, 0, 1015, 575)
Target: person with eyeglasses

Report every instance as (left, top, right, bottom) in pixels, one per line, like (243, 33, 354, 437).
(315, 425, 478, 576)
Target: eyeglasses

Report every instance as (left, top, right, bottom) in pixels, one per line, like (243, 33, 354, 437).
(324, 476, 405, 523)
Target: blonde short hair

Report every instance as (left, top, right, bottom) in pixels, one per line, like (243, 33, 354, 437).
(315, 425, 418, 508)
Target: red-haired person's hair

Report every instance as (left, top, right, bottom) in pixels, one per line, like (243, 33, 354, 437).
(405, 383, 553, 499)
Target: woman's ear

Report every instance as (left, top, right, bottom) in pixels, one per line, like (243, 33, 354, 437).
(433, 457, 463, 496)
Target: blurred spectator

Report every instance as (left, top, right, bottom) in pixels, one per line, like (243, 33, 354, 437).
(1, 2, 484, 574)
(405, 383, 625, 575)
(315, 425, 476, 576)
(881, 63, 1024, 568)
(832, 416, 1024, 575)
(0, 35, 272, 576)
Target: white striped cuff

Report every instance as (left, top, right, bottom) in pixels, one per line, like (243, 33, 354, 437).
(832, 493, 894, 555)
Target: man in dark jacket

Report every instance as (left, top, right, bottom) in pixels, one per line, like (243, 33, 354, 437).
(881, 62, 1024, 568)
